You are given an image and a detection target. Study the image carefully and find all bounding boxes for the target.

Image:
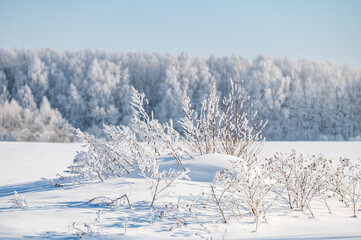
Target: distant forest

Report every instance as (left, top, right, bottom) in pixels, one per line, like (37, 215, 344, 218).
(0, 48, 360, 141)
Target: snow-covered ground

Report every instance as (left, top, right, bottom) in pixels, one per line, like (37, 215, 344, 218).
(1, 141, 361, 239)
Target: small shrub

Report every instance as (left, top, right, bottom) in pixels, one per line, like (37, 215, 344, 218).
(180, 80, 266, 159)
(213, 155, 276, 231)
(267, 150, 332, 217)
(10, 191, 28, 208)
(331, 158, 361, 217)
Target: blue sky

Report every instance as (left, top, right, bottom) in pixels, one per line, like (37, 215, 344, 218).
(0, 0, 360, 66)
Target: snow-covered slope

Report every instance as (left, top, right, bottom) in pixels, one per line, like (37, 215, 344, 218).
(0, 142, 361, 239)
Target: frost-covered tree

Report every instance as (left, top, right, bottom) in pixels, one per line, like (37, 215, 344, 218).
(1, 48, 360, 141)
(0, 95, 73, 142)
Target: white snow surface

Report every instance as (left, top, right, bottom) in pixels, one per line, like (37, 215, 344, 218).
(0, 141, 361, 239)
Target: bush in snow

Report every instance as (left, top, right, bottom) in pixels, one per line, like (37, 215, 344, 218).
(88, 194, 132, 209)
(10, 191, 28, 208)
(70, 210, 103, 239)
(212, 155, 276, 231)
(67, 128, 137, 182)
(180, 80, 266, 159)
(180, 82, 220, 155)
(67, 86, 189, 207)
(267, 150, 332, 217)
(218, 80, 266, 158)
(331, 158, 361, 217)
(129, 86, 187, 170)
(128, 87, 190, 206)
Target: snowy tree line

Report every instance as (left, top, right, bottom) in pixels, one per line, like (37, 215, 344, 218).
(0, 48, 360, 141)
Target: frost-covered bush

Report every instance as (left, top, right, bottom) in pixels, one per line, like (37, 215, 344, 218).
(10, 191, 28, 208)
(212, 155, 276, 231)
(180, 80, 266, 158)
(70, 210, 103, 239)
(219, 80, 266, 158)
(267, 151, 332, 217)
(180, 82, 220, 155)
(129, 87, 187, 170)
(67, 87, 189, 206)
(67, 128, 137, 182)
(180, 80, 272, 231)
(88, 195, 132, 209)
(331, 158, 361, 217)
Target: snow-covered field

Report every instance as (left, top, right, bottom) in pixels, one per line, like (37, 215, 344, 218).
(1, 141, 361, 239)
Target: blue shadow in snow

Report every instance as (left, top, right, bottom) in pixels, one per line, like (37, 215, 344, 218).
(0, 180, 55, 198)
(0, 180, 80, 198)
(0, 231, 77, 239)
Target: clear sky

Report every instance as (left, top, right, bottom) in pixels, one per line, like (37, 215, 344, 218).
(0, 0, 360, 66)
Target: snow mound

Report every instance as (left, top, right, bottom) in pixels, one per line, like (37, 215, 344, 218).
(156, 153, 236, 182)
